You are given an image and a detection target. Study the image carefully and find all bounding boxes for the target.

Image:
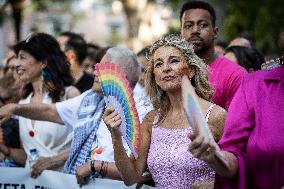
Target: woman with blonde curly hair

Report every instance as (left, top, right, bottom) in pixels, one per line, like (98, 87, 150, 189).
(103, 35, 226, 189)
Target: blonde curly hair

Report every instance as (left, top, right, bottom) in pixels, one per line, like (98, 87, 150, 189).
(145, 34, 213, 113)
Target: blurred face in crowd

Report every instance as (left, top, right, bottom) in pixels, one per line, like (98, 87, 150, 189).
(82, 57, 95, 76)
(92, 54, 111, 94)
(92, 51, 138, 95)
(153, 46, 193, 92)
(181, 9, 218, 55)
(57, 36, 69, 52)
(16, 50, 43, 83)
(229, 37, 251, 48)
(57, 35, 79, 77)
(138, 55, 148, 87)
(214, 45, 225, 56)
(5, 57, 18, 77)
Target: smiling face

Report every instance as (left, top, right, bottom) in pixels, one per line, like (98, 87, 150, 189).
(181, 9, 217, 55)
(153, 46, 194, 92)
(16, 50, 43, 83)
(57, 35, 69, 52)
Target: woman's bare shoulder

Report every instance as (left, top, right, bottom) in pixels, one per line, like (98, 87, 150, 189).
(208, 105, 227, 125)
(141, 110, 157, 129)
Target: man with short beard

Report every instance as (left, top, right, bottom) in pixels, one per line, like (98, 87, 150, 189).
(180, 1, 247, 109)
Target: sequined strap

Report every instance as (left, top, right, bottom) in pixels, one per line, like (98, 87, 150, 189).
(205, 104, 215, 123)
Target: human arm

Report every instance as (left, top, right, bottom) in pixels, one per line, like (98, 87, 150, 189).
(0, 103, 63, 125)
(188, 103, 236, 177)
(0, 143, 27, 165)
(75, 160, 122, 187)
(0, 124, 26, 165)
(103, 108, 154, 186)
(31, 149, 70, 178)
(188, 133, 238, 178)
(188, 101, 238, 178)
(189, 77, 255, 184)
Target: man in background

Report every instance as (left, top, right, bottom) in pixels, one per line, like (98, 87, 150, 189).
(58, 32, 93, 93)
(180, 0, 247, 109)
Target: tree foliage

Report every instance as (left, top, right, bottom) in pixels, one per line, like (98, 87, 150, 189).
(223, 0, 284, 53)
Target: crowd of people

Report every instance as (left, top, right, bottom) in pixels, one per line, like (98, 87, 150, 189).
(0, 1, 283, 189)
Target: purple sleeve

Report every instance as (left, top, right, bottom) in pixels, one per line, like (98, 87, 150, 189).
(224, 68, 247, 109)
(215, 78, 255, 189)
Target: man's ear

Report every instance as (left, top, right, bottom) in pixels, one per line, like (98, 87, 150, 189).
(213, 27, 219, 40)
(65, 50, 76, 61)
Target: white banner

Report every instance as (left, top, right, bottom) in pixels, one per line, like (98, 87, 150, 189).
(0, 167, 155, 189)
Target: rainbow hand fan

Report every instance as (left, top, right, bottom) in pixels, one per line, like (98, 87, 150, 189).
(181, 75, 213, 140)
(96, 62, 141, 158)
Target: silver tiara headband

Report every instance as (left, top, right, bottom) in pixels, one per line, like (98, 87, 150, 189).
(148, 34, 203, 66)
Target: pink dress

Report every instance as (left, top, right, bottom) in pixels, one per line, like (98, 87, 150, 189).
(147, 109, 215, 189)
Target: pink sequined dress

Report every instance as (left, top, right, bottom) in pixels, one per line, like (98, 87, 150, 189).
(147, 113, 215, 189)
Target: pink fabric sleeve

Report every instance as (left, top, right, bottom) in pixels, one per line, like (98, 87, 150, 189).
(224, 68, 247, 110)
(215, 78, 255, 189)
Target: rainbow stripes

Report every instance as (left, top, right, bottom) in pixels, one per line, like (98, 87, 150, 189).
(96, 62, 141, 158)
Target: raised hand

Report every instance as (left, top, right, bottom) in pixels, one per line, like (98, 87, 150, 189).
(188, 131, 219, 164)
(31, 156, 59, 178)
(103, 108, 122, 135)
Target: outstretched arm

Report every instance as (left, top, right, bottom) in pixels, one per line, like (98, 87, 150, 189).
(76, 160, 122, 187)
(31, 149, 70, 178)
(103, 108, 154, 186)
(0, 103, 63, 125)
(0, 127, 26, 165)
(0, 143, 27, 165)
(188, 130, 238, 179)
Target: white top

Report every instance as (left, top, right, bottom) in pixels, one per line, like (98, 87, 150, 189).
(19, 91, 73, 170)
(133, 83, 152, 110)
(56, 84, 153, 162)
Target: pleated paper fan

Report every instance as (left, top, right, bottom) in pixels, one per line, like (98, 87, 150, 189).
(96, 62, 141, 158)
(182, 75, 224, 159)
(181, 75, 212, 139)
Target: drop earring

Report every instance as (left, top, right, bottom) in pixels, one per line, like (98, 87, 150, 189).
(42, 67, 56, 92)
